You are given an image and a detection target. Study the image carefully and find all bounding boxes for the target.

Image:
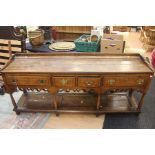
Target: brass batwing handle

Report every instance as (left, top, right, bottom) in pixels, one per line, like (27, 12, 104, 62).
(12, 79, 17, 85)
(108, 79, 116, 85)
(137, 79, 144, 85)
(86, 81, 94, 86)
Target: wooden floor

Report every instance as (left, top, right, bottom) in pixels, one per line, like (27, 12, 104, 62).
(44, 113, 104, 129)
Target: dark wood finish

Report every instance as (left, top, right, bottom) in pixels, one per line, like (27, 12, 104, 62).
(0, 40, 13, 94)
(0, 40, 12, 71)
(1, 53, 154, 116)
(0, 26, 26, 92)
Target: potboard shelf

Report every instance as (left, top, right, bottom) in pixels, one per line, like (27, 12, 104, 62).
(16, 92, 138, 114)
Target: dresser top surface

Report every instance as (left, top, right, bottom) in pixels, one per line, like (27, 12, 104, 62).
(2, 53, 153, 74)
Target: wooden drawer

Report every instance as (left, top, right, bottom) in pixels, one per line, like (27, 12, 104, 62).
(53, 77, 75, 87)
(78, 77, 101, 87)
(104, 76, 148, 87)
(6, 75, 50, 86)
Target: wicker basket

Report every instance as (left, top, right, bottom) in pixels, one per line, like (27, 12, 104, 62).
(74, 35, 100, 52)
(29, 29, 44, 47)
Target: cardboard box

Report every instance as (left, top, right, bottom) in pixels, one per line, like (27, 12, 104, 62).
(100, 34, 125, 53)
(103, 34, 123, 41)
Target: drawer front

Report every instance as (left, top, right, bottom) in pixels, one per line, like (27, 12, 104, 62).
(53, 77, 75, 87)
(6, 75, 50, 86)
(78, 77, 101, 87)
(104, 76, 148, 87)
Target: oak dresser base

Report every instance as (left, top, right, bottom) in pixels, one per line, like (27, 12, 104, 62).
(2, 53, 153, 116)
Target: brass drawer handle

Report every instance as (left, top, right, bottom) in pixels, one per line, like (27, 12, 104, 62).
(108, 79, 116, 85)
(137, 79, 144, 85)
(87, 83, 91, 86)
(86, 81, 93, 86)
(61, 79, 67, 85)
(11, 79, 17, 85)
(12, 79, 16, 82)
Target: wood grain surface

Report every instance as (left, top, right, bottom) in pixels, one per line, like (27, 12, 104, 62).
(2, 53, 153, 73)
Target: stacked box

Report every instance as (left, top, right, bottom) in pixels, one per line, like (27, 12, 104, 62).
(100, 34, 125, 53)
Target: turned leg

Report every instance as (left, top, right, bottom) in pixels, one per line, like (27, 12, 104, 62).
(23, 89, 28, 96)
(137, 93, 145, 111)
(57, 95, 64, 108)
(10, 93, 19, 114)
(129, 89, 133, 97)
(0, 86, 5, 95)
(53, 94, 59, 116)
(96, 94, 101, 117)
(60, 95, 64, 106)
(128, 89, 133, 106)
(16, 111, 20, 115)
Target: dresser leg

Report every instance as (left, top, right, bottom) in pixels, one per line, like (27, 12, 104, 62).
(135, 111, 141, 116)
(137, 93, 145, 111)
(53, 95, 57, 109)
(16, 110, 21, 115)
(23, 89, 28, 96)
(96, 94, 101, 117)
(129, 89, 133, 97)
(97, 94, 101, 110)
(128, 89, 133, 106)
(96, 113, 100, 117)
(56, 112, 59, 117)
(53, 95, 59, 116)
(10, 93, 18, 114)
(60, 95, 64, 106)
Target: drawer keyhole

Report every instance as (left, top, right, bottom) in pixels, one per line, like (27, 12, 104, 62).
(39, 80, 45, 84)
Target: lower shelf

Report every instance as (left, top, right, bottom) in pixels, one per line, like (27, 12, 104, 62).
(100, 94, 138, 113)
(16, 92, 138, 114)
